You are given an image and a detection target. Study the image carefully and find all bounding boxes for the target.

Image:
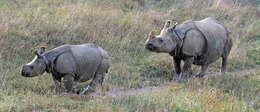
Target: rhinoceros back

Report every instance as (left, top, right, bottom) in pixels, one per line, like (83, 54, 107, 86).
(70, 44, 104, 82)
(195, 17, 228, 64)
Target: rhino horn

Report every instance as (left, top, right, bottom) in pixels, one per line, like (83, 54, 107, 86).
(149, 31, 155, 39)
(168, 22, 178, 32)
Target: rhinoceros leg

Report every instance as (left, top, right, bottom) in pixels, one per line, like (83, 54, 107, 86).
(221, 57, 227, 74)
(52, 75, 61, 94)
(196, 64, 208, 77)
(173, 56, 182, 75)
(80, 72, 105, 95)
(63, 74, 75, 93)
(221, 37, 232, 74)
(178, 57, 194, 83)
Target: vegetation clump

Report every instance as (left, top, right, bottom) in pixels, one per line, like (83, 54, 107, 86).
(0, 0, 259, 111)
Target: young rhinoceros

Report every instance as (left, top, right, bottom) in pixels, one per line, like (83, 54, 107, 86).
(145, 17, 232, 82)
(21, 43, 110, 94)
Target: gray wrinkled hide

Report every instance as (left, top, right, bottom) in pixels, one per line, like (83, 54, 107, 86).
(145, 17, 232, 83)
(45, 44, 110, 82)
(174, 17, 232, 65)
(22, 43, 110, 94)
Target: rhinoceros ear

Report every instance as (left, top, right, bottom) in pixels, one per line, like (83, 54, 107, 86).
(34, 46, 46, 56)
(164, 20, 171, 29)
(38, 46, 46, 54)
(149, 31, 155, 39)
(168, 22, 178, 32)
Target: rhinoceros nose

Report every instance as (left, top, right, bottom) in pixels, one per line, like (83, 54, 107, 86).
(21, 69, 26, 76)
(145, 43, 154, 51)
(21, 65, 28, 76)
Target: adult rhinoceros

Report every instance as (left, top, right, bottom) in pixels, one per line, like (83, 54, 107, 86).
(145, 17, 232, 82)
(21, 43, 110, 94)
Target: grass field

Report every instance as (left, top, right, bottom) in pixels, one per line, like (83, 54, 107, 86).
(0, 0, 259, 111)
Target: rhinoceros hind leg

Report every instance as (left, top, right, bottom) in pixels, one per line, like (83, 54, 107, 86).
(196, 64, 208, 78)
(80, 73, 105, 95)
(221, 57, 227, 74)
(221, 37, 232, 74)
(80, 86, 95, 95)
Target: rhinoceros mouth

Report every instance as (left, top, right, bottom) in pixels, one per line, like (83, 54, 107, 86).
(21, 73, 34, 77)
(21, 73, 32, 77)
(145, 44, 157, 52)
(21, 70, 39, 77)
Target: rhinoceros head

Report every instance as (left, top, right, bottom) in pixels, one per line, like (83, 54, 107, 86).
(21, 47, 47, 77)
(145, 20, 179, 53)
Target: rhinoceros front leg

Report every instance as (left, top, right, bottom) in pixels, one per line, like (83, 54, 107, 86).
(63, 74, 75, 93)
(52, 75, 61, 94)
(80, 73, 105, 95)
(173, 56, 182, 75)
(178, 57, 194, 83)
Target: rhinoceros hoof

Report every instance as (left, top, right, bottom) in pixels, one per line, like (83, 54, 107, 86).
(72, 87, 82, 94)
(194, 73, 205, 78)
(80, 88, 95, 95)
(178, 78, 188, 83)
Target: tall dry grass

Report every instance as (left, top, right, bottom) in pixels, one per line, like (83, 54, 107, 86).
(0, 0, 259, 111)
